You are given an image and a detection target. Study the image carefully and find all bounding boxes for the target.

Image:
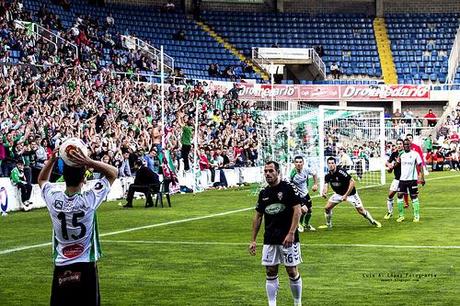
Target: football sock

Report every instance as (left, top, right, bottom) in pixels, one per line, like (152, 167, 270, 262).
(397, 198, 405, 217)
(304, 212, 312, 225)
(325, 210, 332, 226)
(266, 275, 279, 306)
(361, 210, 376, 224)
(289, 274, 302, 306)
(412, 198, 420, 218)
(387, 198, 393, 213)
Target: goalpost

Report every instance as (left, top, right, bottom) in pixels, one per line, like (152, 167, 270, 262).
(256, 104, 386, 190)
(318, 105, 386, 189)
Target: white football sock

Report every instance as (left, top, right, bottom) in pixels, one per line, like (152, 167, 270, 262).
(289, 274, 302, 306)
(266, 275, 279, 306)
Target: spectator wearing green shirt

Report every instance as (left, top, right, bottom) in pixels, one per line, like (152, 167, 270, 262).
(180, 117, 193, 171)
(10, 159, 33, 210)
(423, 135, 433, 153)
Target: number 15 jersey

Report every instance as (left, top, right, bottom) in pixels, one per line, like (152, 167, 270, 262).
(42, 178, 111, 266)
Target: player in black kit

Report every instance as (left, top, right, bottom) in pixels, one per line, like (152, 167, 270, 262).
(384, 139, 403, 219)
(318, 157, 382, 229)
(249, 161, 303, 306)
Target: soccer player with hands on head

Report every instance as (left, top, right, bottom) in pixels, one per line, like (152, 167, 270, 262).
(38, 144, 118, 306)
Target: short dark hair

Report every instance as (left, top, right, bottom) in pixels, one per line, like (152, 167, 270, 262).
(63, 164, 86, 187)
(265, 160, 280, 172)
(294, 155, 304, 161)
(396, 138, 404, 143)
(406, 133, 413, 138)
(327, 157, 336, 163)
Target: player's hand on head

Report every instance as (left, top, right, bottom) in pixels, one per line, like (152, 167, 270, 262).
(68, 147, 90, 167)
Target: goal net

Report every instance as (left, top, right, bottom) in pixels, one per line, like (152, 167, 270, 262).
(256, 101, 320, 183)
(318, 105, 386, 189)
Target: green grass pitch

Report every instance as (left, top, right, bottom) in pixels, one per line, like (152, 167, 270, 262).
(1, 172, 459, 305)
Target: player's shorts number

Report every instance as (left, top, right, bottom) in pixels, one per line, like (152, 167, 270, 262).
(57, 212, 87, 240)
(262, 243, 302, 267)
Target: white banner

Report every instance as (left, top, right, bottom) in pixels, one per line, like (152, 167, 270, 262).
(0, 167, 264, 213)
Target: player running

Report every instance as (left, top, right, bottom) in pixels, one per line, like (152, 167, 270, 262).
(290, 155, 319, 232)
(384, 139, 404, 219)
(318, 157, 381, 229)
(396, 139, 425, 222)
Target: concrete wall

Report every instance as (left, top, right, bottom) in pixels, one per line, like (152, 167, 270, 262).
(383, 0, 460, 14)
(284, 0, 374, 15)
(106, 0, 460, 14)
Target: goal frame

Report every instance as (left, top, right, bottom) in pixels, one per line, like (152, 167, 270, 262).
(318, 105, 386, 189)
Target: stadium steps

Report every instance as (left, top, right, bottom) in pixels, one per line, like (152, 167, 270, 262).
(373, 17, 398, 84)
(194, 20, 269, 80)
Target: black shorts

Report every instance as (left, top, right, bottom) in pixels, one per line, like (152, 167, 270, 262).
(300, 194, 312, 209)
(398, 180, 418, 196)
(51, 262, 100, 306)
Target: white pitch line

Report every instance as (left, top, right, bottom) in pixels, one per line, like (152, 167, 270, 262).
(1, 174, 459, 255)
(100, 239, 460, 250)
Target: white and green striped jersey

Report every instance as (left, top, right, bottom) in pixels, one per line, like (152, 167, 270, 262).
(290, 167, 316, 197)
(41, 178, 111, 266)
(399, 151, 422, 181)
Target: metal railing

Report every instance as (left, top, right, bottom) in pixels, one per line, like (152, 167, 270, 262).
(447, 25, 460, 84)
(121, 35, 174, 73)
(15, 20, 79, 59)
(385, 118, 439, 141)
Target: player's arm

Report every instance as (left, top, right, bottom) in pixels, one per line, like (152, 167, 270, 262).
(38, 149, 59, 188)
(249, 211, 263, 256)
(282, 204, 301, 248)
(69, 149, 118, 185)
(342, 178, 355, 201)
(321, 183, 329, 198)
(312, 173, 319, 192)
(416, 155, 425, 185)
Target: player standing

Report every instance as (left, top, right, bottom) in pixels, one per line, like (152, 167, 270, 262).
(396, 139, 425, 222)
(384, 139, 404, 219)
(38, 148, 118, 306)
(290, 156, 318, 232)
(318, 157, 381, 229)
(249, 161, 303, 306)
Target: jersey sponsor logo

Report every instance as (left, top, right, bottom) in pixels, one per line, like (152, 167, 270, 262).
(58, 270, 82, 286)
(265, 203, 286, 215)
(0, 187, 8, 213)
(62, 243, 84, 259)
(94, 182, 103, 191)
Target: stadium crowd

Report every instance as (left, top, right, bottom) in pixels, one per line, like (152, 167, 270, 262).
(0, 0, 262, 185)
(0, 61, 260, 182)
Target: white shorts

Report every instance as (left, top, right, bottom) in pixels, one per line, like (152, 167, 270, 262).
(389, 179, 400, 192)
(329, 193, 363, 208)
(261, 243, 302, 267)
